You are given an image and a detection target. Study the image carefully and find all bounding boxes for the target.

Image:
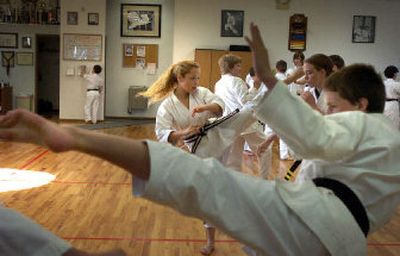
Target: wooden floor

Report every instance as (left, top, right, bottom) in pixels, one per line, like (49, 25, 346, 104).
(0, 121, 399, 255)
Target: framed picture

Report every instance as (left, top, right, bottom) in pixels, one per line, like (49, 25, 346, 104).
(67, 11, 78, 25)
(88, 13, 99, 25)
(221, 10, 244, 37)
(121, 4, 162, 37)
(16, 52, 33, 66)
(63, 33, 102, 61)
(352, 15, 376, 43)
(21, 36, 32, 48)
(0, 33, 18, 48)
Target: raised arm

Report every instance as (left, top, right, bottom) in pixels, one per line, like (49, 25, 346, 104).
(0, 109, 151, 180)
(245, 23, 278, 90)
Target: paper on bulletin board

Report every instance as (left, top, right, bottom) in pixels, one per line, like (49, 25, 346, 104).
(147, 63, 156, 75)
(137, 45, 146, 57)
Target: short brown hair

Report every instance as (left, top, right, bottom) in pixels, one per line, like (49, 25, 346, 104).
(218, 54, 242, 74)
(305, 54, 333, 77)
(325, 64, 385, 113)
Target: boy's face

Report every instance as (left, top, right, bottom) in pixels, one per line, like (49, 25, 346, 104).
(325, 91, 359, 114)
(231, 63, 242, 77)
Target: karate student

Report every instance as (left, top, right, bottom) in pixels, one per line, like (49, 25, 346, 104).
(1, 22, 400, 255)
(141, 60, 224, 255)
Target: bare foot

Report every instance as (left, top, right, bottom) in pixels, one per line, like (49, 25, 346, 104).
(200, 244, 215, 255)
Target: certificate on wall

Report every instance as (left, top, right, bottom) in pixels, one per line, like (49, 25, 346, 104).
(63, 33, 102, 61)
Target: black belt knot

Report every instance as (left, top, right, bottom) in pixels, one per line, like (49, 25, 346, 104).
(313, 177, 369, 237)
(87, 89, 99, 91)
(184, 108, 240, 153)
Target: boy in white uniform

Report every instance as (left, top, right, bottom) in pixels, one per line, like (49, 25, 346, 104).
(81, 65, 104, 124)
(214, 54, 272, 178)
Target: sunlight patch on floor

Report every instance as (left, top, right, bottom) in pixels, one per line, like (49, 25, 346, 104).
(0, 168, 55, 192)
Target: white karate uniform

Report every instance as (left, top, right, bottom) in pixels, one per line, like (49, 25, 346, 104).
(0, 205, 71, 255)
(215, 74, 272, 178)
(83, 73, 103, 124)
(134, 81, 400, 255)
(274, 72, 292, 160)
(304, 86, 327, 114)
(286, 67, 305, 95)
(383, 78, 400, 129)
(155, 86, 224, 145)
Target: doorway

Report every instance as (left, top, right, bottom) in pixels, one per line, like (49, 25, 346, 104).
(36, 34, 60, 117)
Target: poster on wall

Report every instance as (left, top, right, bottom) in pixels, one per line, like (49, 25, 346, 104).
(63, 33, 102, 61)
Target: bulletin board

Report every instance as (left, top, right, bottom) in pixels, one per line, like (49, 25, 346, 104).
(122, 43, 158, 68)
(63, 33, 102, 61)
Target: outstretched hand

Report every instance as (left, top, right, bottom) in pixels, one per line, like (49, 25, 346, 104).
(245, 22, 277, 89)
(0, 109, 75, 153)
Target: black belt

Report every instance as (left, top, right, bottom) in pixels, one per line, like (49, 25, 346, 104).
(313, 177, 369, 237)
(87, 89, 99, 91)
(184, 109, 239, 153)
(386, 98, 398, 102)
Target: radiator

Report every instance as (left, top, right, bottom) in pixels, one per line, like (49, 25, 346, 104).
(128, 86, 148, 113)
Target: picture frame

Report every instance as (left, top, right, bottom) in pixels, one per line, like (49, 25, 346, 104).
(63, 33, 102, 61)
(0, 33, 18, 48)
(16, 52, 33, 66)
(21, 36, 32, 48)
(88, 13, 99, 25)
(67, 11, 78, 25)
(352, 15, 376, 43)
(221, 10, 244, 37)
(121, 4, 162, 37)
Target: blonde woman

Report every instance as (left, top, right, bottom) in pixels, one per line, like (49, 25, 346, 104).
(141, 60, 224, 255)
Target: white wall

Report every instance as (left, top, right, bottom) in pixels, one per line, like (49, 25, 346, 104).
(173, 0, 400, 73)
(105, 0, 175, 118)
(59, 0, 106, 120)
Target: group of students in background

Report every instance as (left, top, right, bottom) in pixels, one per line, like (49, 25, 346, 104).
(1, 22, 400, 255)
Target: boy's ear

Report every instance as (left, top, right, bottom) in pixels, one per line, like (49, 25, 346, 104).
(357, 97, 369, 112)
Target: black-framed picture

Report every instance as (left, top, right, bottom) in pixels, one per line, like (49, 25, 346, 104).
(121, 4, 161, 37)
(88, 13, 99, 25)
(21, 36, 32, 48)
(67, 11, 78, 25)
(221, 10, 244, 37)
(0, 33, 18, 48)
(352, 15, 376, 43)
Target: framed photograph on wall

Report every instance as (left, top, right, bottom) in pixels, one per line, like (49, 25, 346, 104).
(221, 10, 244, 37)
(88, 13, 99, 25)
(21, 36, 32, 48)
(0, 33, 18, 48)
(67, 11, 78, 25)
(352, 15, 376, 43)
(121, 4, 162, 37)
(16, 52, 33, 66)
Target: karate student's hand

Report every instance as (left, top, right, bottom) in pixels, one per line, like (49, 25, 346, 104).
(0, 109, 75, 153)
(191, 105, 208, 117)
(300, 91, 321, 112)
(256, 133, 277, 157)
(181, 125, 201, 139)
(245, 23, 277, 89)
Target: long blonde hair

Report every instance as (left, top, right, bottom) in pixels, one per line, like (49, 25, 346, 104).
(140, 60, 200, 102)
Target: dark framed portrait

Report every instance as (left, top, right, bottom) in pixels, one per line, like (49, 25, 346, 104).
(121, 4, 162, 37)
(352, 15, 376, 43)
(221, 10, 244, 37)
(21, 36, 32, 48)
(67, 11, 78, 25)
(88, 13, 99, 25)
